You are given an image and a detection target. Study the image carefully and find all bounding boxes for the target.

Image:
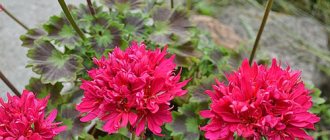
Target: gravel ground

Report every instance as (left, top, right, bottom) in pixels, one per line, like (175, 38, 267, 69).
(0, 0, 85, 100)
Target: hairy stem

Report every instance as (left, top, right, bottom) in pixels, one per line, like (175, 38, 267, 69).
(86, 0, 96, 16)
(58, 0, 86, 40)
(0, 4, 29, 30)
(248, 0, 273, 64)
(0, 70, 21, 97)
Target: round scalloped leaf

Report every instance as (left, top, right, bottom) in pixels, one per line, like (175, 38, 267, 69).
(27, 41, 83, 84)
(123, 14, 146, 36)
(43, 16, 81, 50)
(89, 21, 123, 55)
(72, 3, 109, 32)
(150, 7, 192, 45)
(20, 28, 47, 48)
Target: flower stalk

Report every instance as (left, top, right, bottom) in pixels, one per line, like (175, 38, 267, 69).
(248, 0, 273, 64)
(58, 0, 86, 40)
(0, 4, 29, 30)
(0, 70, 21, 97)
(171, 0, 174, 8)
(86, 0, 96, 17)
(131, 132, 137, 140)
(186, 0, 191, 11)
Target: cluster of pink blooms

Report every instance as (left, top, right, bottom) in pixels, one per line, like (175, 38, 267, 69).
(200, 59, 320, 140)
(76, 42, 189, 136)
(0, 40, 320, 139)
(0, 90, 66, 140)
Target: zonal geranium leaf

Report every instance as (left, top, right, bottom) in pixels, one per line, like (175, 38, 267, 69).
(188, 75, 216, 103)
(89, 22, 123, 55)
(168, 9, 192, 44)
(20, 28, 47, 48)
(43, 16, 81, 49)
(25, 77, 63, 105)
(27, 41, 83, 84)
(168, 42, 202, 67)
(166, 103, 201, 140)
(174, 42, 202, 58)
(123, 14, 146, 36)
(151, 7, 171, 22)
(59, 104, 85, 139)
(73, 4, 111, 32)
(150, 7, 192, 45)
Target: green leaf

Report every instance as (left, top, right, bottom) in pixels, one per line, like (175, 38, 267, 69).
(89, 21, 124, 55)
(20, 28, 46, 48)
(27, 41, 84, 84)
(78, 133, 95, 140)
(59, 104, 86, 139)
(185, 118, 199, 133)
(150, 7, 192, 45)
(25, 77, 63, 105)
(167, 102, 202, 140)
(313, 97, 326, 105)
(188, 75, 216, 103)
(43, 16, 80, 49)
(123, 14, 146, 36)
(167, 112, 186, 136)
(169, 42, 203, 67)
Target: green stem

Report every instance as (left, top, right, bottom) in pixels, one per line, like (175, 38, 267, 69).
(0, 70, 21, 97)
(58, 0, 86, 40)
(131, 132, 136, 140)
(171, 0, 174, 8)
(86, 0, 96, 17)
(0, 4, 29, 30)
(186, 0, 191, 11)
(248, 0, 273, 64)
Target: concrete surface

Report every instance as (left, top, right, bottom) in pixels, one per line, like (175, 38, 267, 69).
(0, 0, 84, 100)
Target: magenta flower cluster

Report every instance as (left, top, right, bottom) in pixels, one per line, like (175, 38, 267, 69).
(0, 42, 320, 140)
(76, 42, 189, 136)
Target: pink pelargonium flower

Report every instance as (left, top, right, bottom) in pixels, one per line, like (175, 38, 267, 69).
(76, 42, 189, 136)
(200, 59, 320, 140)
(0, 90, 66, 140)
